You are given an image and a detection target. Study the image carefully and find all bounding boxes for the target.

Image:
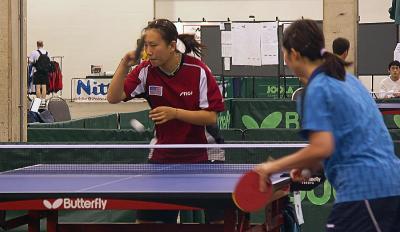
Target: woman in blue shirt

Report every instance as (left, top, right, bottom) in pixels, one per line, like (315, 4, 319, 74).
(255, 19, 400, 232)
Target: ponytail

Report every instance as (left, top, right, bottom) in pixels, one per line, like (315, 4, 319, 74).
(321, 52, 352, 81)
(177, 34, 205, 57)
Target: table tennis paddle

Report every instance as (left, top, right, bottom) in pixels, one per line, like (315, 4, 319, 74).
(233, 168, 311, 212)
(232, 171, 273, 212)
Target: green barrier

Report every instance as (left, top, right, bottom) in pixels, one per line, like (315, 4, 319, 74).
(0, 144, 149, 172)
(28, 128, 152, 142)
(220, 129, 244, 141)
(243, 128, 304, 141)
(231, 99, 298, 129)
(218, 98, 232, 129)
(119, 110, 154, 130)
(238, 77, 301, 98)
(216, 77, 234, 98)
(230, 98, 400, 130)
(84, 114, 119, 129)
(28, 118, 85, 128)
(389, 129, 400, 140)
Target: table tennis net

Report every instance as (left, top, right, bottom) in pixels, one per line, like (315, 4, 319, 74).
(0, 143, 306, 174)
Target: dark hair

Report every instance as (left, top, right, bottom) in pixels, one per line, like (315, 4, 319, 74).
(332, 37, 350, 56)
(37, 41, 43, 47)
(388, 60, 400, 69)
(145, 19, 205, 57)
(283, 19, 351, 81)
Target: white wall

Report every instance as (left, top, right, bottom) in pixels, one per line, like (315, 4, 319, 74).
(28, 0, 154, 99)
(155, 0, 323, 21)
(155, 0, 394, 91)
(359, 0, 392, 23)
(155, 0, 392, 23)
(27, 0, 395, 99)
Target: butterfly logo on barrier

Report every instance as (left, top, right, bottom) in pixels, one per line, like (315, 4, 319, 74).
(43, 199, 63, 209)
(242, 112, 283, 129)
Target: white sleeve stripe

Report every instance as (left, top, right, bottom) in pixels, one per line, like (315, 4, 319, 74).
(199, 68, 209, 109)
(131, 66, 149, 98)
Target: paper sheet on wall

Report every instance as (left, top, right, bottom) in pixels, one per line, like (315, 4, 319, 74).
(394, 43, 400, 62)
(224, 57, 231, 71)
(221, 31, 232, 45)
(221, 31, 232, 57)
(231, 23, 261, 66)
(222, 44, 232, 57)
(282, 23, 292, 65)
(260, 22, 279, 65)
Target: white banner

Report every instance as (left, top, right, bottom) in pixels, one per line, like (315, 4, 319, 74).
(71, 78, 110, 102)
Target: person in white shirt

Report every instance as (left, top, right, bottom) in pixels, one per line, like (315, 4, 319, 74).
(379, 60, 400, 99)
(28, 41, 50, 102)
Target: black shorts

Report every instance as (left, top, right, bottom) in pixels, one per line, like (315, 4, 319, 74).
(33, 71, 49, 85)
(326, 196, 400, 232)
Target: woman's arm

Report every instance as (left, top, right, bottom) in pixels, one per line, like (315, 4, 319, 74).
(254, 131, 333, 190)
(107, 52, 137, 104)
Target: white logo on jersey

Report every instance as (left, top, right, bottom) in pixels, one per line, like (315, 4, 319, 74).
(180, 91, 193, 97)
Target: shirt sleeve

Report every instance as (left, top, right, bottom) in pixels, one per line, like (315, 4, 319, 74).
(301, 83, 333, 139)
(123, 64, 146, 101)
(379, 80, 389, 99)
(29, 51, 37, 63)
(199, 65, 225, 112)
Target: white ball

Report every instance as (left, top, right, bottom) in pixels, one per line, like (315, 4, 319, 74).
(130, 119, 145, 132)
(301, 169, 312, 179)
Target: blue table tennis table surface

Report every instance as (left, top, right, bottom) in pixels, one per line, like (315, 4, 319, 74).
(0, 164, 288, 195)
(377, 103, 400, 109)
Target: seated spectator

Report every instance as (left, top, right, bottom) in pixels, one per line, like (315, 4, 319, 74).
(379, 60, 400, 99)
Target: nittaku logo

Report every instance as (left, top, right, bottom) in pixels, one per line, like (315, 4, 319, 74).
(43, 198, 107, 210)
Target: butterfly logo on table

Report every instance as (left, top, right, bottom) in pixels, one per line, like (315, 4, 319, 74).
(43, 199, 63, 209)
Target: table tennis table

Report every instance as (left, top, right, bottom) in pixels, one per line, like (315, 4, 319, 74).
(377, 103, 400, 115)
(0, 163, 290, 232)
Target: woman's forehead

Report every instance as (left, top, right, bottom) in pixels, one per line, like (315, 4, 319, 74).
(144, 29, 163, 42)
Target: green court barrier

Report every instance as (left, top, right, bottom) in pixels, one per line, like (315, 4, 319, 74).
(220, 129, 244, 141)
(84, 114, 119, 129)
(218, 98, 232, 129)
(28, 118, 85, 128)
(119, 110, 154, 130)
(0, 144, 150, 172)
(28, 128, 152, 142)
(243, 128, 304, 141)
(238, 77, 301, 98)
(231, 99, 298, 129)
(216, 76, 234, 98)
(230, 98, 400, 130)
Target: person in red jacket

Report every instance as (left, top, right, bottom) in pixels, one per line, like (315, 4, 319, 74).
(107, 18, 225, 223)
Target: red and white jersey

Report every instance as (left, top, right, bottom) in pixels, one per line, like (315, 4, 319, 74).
(124, 55, 225, 163)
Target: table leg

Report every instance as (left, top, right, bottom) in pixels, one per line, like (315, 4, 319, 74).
(224, 208, 237, 232)
(28, 211, 40, 232)
(47, 211, 58, 232)
(236, 211, 250, 232)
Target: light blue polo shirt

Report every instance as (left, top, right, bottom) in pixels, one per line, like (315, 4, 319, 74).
(299, 68, 400, 203)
